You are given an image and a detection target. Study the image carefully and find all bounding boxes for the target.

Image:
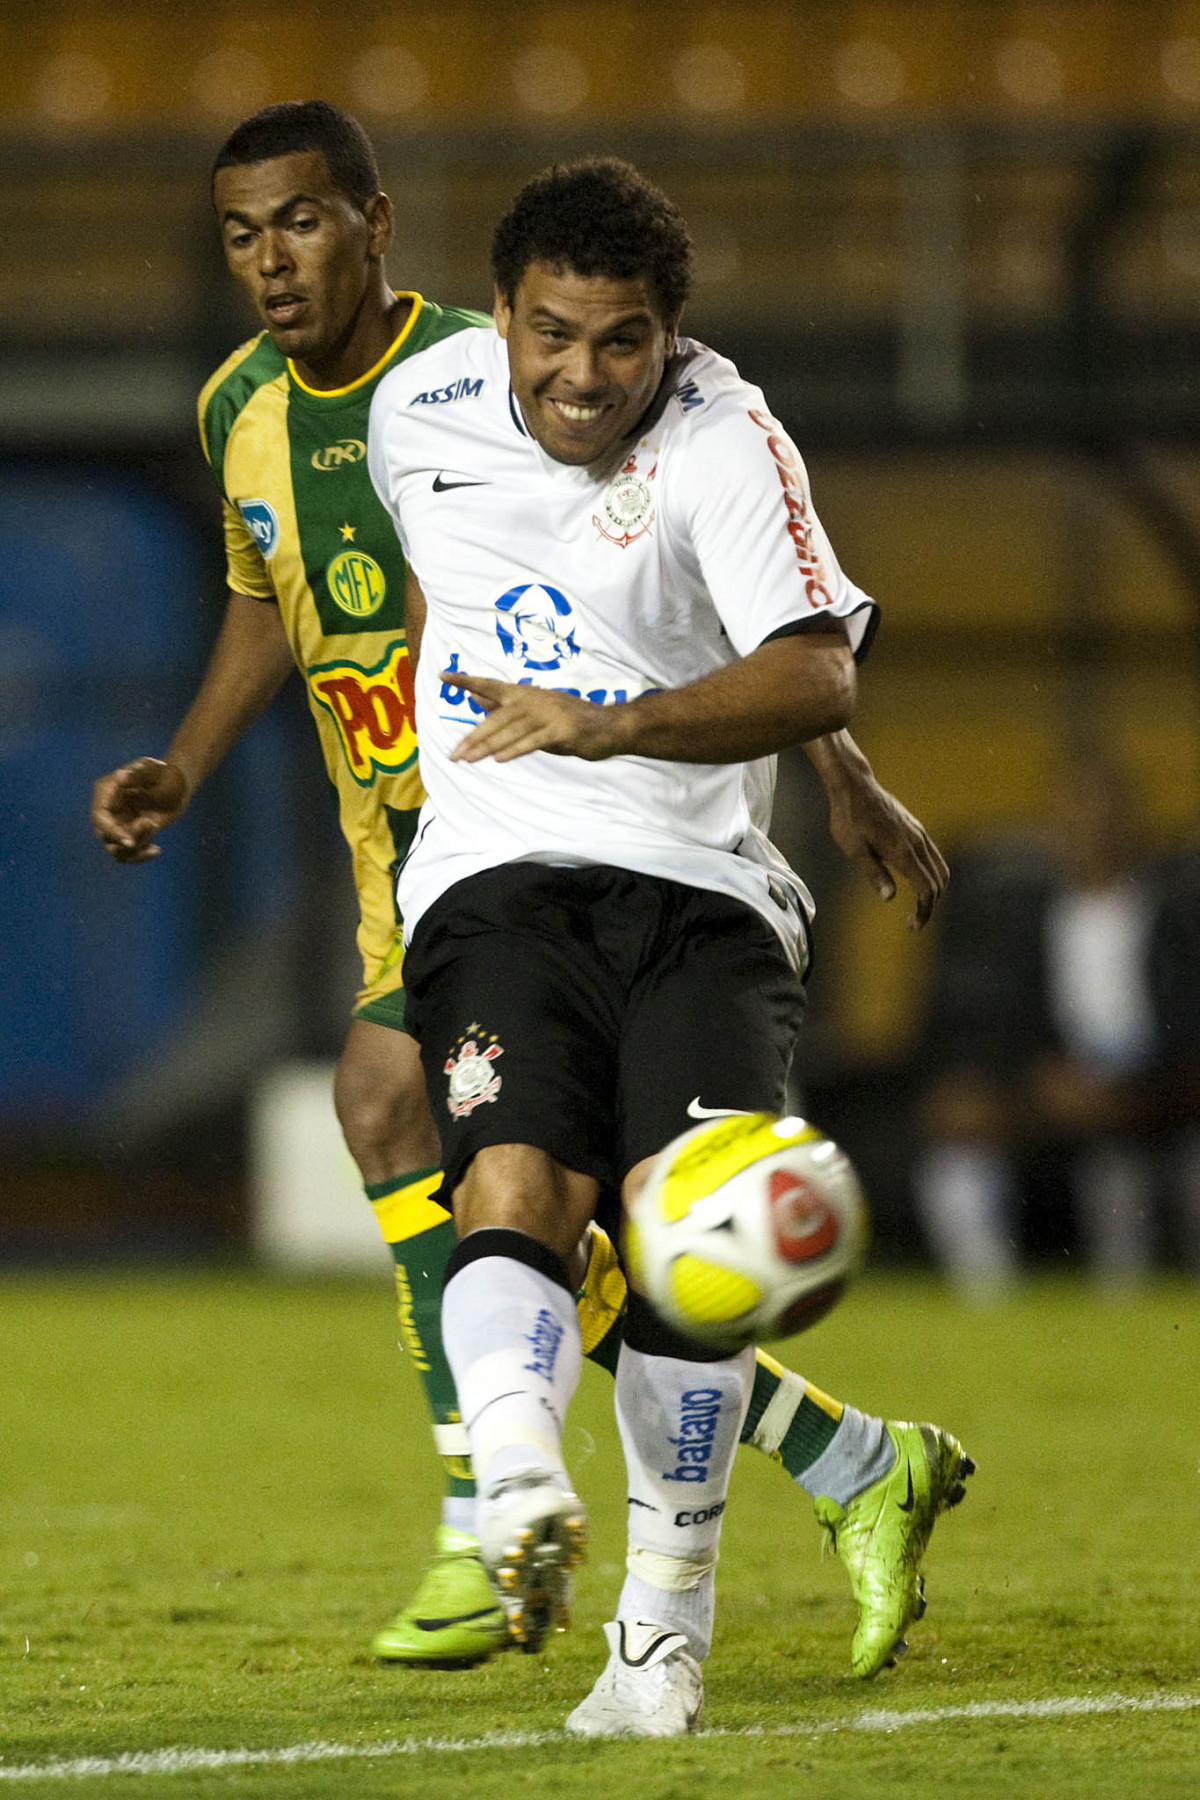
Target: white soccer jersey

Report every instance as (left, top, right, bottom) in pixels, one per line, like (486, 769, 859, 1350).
(368, 327, 878, 964)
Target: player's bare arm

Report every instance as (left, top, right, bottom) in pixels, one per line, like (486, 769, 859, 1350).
(804, 729, 949, 930)
(444, 627, 855, 766)
(92, 589, 294, 862)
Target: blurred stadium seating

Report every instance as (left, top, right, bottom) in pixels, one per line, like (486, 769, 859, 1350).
(1, 0, 1198, 1257)
(3, 2, 1200, 133)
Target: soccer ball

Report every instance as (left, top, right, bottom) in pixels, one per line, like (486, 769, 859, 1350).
(624, 1113, 868, 1350)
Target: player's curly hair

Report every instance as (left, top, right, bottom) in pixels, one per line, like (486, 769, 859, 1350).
(211, 100, 380, 212)
(491, 158, 693, 321)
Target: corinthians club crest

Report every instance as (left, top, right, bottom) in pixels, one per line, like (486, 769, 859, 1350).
(444, 1025, 504, 1118)
(594, 456, 656, 548)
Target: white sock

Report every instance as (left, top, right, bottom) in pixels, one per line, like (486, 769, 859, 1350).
(619, 1568, 713, 1663)
(744, 1365, 893, 1502)
(441, 1247, 581, 1494)
(613, 1343, 754, 1661)
(913, 1143, 1019, 1292)
(800, 1404, 895, 1507)
(441, 1496, 476, 1535)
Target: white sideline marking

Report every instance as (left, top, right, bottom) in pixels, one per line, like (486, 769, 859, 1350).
(1, 1691, 1196, 1782)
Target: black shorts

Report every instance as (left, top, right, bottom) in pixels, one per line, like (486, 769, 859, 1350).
(402, 862, 807, 1206)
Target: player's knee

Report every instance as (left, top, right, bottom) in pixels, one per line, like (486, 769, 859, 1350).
(334, 1053, 436, 1175)
(453, 1145, 598, 1261)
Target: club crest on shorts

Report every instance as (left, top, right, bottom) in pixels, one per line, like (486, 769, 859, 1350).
(444, 1025, 504, 1118)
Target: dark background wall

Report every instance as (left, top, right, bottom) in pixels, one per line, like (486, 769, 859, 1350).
(3, 0, 1199, 1261)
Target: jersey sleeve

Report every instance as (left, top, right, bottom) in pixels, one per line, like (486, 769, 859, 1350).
(196, 381, 276, 601)
(220, 497, 276, 601)
(676, 394, 879, 661)
(367, 370, 415, 561)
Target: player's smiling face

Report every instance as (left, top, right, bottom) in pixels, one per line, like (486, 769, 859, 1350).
(495, 262, 678, 467)
(214, 149, 390, 380)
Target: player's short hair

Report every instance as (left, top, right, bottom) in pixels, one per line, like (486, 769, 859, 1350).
(491, 157, 693, 321)
(211, 100, 380, 211)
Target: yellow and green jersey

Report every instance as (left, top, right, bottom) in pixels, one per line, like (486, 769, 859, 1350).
(197, 294, 488, 1022)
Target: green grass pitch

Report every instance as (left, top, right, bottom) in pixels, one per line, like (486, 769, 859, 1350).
(2, 1269, 1198, 1798)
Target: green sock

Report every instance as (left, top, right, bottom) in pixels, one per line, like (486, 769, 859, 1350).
(740, 1350, 843, 1478)
(367, 1169, 474, 1505)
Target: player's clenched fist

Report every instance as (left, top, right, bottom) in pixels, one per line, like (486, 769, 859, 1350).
(91, 757, 190, 863)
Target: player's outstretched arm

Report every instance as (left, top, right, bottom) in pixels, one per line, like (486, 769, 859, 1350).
(445, 628, 855, 767)
(91, 590, 295, 863)
(804, 729, 949, 930)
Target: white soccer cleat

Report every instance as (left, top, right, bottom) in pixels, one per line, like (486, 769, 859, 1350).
(565, 1620, 704, 1737)
(476, 1470, 587, 1654)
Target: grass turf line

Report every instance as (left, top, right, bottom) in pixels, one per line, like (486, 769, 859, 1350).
(2, 1270, 1198, 1798)
(2, 1690, 1199, 1782)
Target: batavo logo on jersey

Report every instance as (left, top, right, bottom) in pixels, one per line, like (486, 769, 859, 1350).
(326, 548, 386, 619)
(439, 582, 658, 721)
(748, 410, 834, 609)
(311, 437, 366, 471)
(495, 582, 580, 670)
(439, 650, 653, 717)
(309, 638, 417, 785)
(438, 648, 651, 716)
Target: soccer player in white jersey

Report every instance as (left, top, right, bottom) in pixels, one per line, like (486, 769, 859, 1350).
(95, 107, 963, 1686)
(368, 158, 973, 1736)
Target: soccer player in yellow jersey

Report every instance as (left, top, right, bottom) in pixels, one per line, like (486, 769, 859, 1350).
(92, 102, 968, 1677)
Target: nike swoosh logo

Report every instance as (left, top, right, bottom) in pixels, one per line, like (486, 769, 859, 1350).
(686, 1098, 753, 1120)
(897, 1466, 915, 1513)
(617, 1622, 682, 1668)
(432, 473, 489, 491)
(414, 1606, 503, 1632)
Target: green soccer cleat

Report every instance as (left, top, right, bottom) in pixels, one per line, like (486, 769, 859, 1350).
(813, 1420, 975, 1680)
(372, 1525, 509, 1667)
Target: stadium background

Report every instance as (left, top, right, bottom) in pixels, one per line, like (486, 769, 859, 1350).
(2, 0, 1199, 1266)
